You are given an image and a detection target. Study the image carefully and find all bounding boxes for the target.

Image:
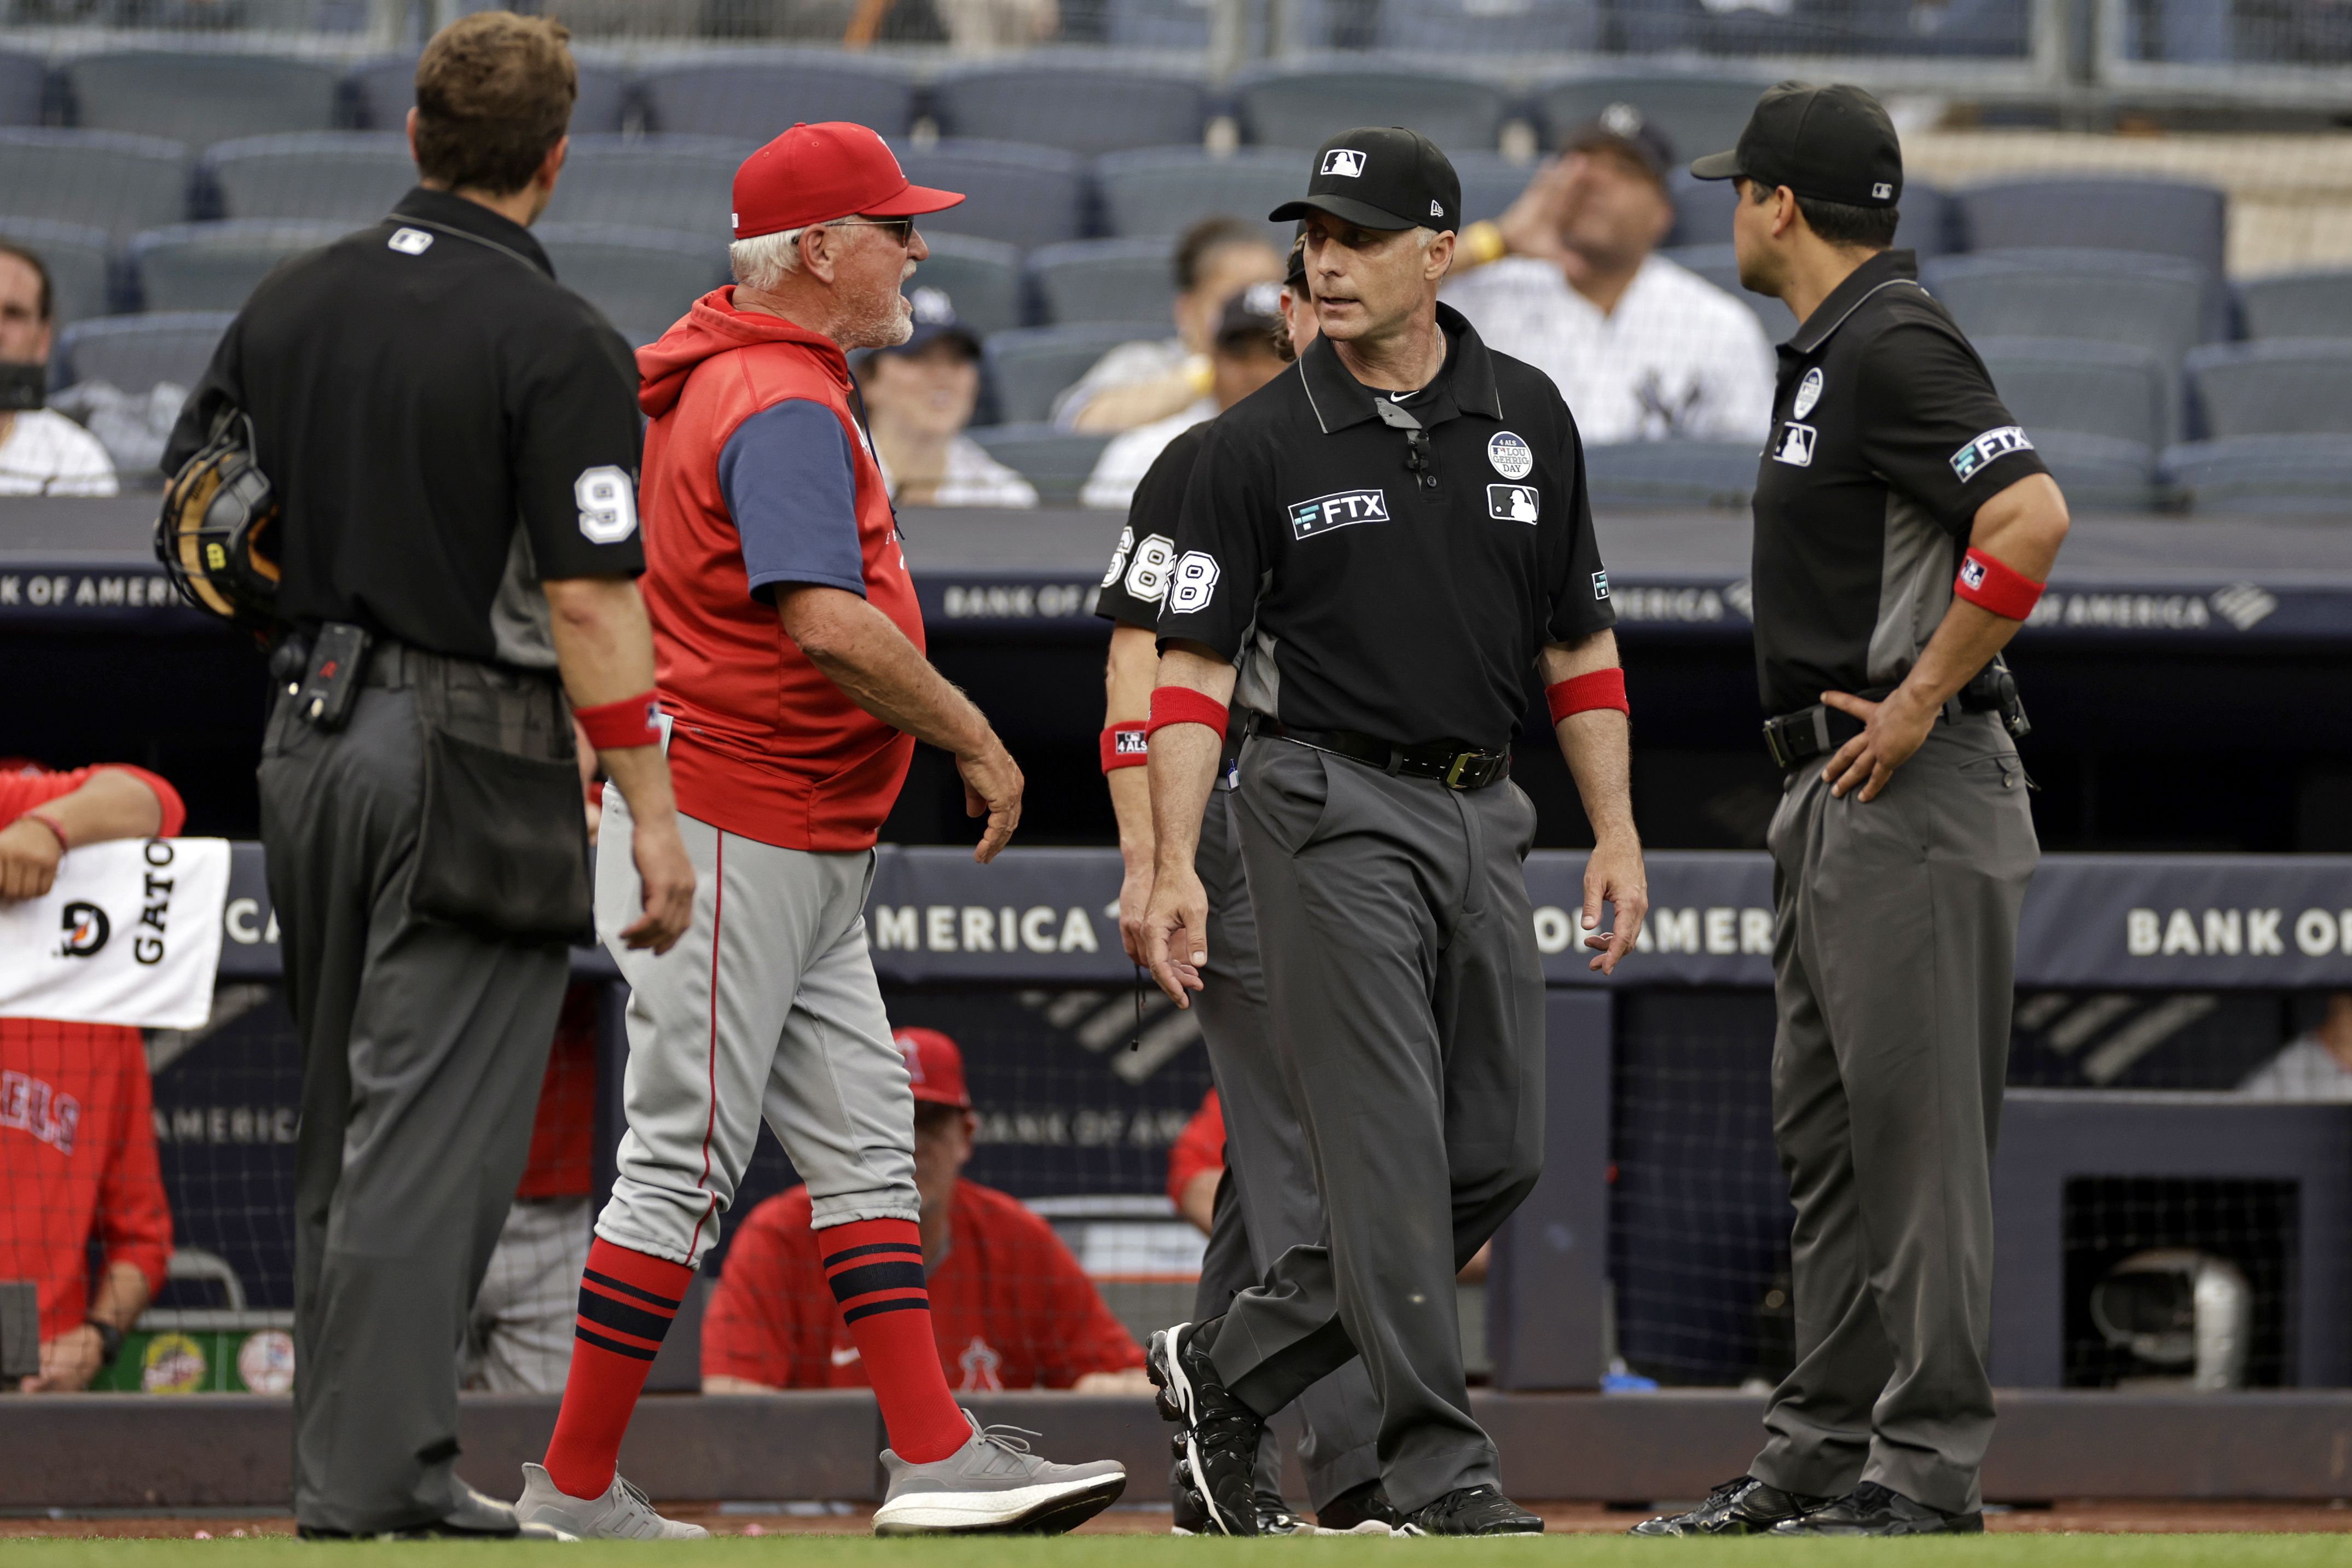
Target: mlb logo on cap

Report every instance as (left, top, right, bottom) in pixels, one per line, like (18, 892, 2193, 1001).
(1322, 149, 1365, 177)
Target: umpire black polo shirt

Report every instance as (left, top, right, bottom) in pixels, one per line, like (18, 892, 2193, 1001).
(1158, 304, 1615, 754)
(164, 186, 646, 670)
(1751, 248, 2048, 717)
(1094, 422, 1209, 632)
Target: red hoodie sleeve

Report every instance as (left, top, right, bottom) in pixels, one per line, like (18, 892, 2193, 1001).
(1166, 1089, 1225, 1205)
(95, 1030, 172, 1295)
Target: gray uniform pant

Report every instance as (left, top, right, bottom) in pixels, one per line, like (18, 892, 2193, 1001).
(461, 1194, 595, 1394)
(1203, 737, 1545, 1514)
(1749, 713, 2038, 1517)
(1187, 788, 1382, 1512)
(260, 660, 571, 1534)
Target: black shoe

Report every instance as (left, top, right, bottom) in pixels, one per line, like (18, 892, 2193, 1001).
(1629, 1475, 1829, 1537)
(296, 1480, 544, 1541)
(1147, 1320, 1264, 1537)
(1771, 1482, 1984, 1537)
(1400, 1485, 1544, 1536)
(1256, 1493, 1310, 1535)
(1317, 1478, 1406, 1536)
(1169, 1437, 1211, 1536)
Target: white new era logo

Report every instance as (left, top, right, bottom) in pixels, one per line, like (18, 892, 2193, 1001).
(1322, 149, 1365, 177)
(1430, 200, 1443, 216)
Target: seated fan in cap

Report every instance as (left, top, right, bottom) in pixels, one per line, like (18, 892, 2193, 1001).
(1077, 279, 1289, 510)
(853, 287, 1035, 507)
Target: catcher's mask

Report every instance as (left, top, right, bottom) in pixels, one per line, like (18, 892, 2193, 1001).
(156, 406, 280, 631)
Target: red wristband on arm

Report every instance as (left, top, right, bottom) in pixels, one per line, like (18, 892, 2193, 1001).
(1146, 686, 1229, 741)
(575, 693, 662, 751)
(1546, 667, 1629, 723)
(1954, 547, 2044, 621)
(1101, 723, 1149, 773)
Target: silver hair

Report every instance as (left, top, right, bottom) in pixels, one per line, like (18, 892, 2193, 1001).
(729, 229, 806, 291)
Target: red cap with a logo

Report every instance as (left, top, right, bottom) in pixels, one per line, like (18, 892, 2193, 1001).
(895, 1027, 972, 1110)
(732, 122, 965, 240)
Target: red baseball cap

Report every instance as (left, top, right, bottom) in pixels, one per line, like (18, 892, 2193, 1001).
(895, 1027, 971, 1110)
(732, 121, 964, 241)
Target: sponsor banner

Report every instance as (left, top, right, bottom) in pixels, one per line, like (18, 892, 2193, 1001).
(0, 838, 229, 1028)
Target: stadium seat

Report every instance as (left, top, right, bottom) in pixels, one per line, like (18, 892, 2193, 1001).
(0, 219, 113, 327)
(1844, 0, 2032, 54)
(1231, 66, 1510, 155)
(1582, 440, 1761, 508)
(1950, 177, 2229, 340)
(51, 311, 235, 401)
(907, 234, 1024, 338)
(929, 62, 1210, 156)
(1095, 148, 1302, 250)
(2163, 434, 2352, 514)
(340, 53, 631, 133)
(0, 48, 44, 126)
(638, 53, 917, 140)
(1533, 71, 1768, 163)
(894, 141, 1088, 249)
(983, 322, 1163, 426)
(1921, 249, 2209, 384)
(1456, 153, 1536, 226)
(128, 220, 347, 313)
(1657, 243, 1794, 339)
(2186, 340, 2352, 439)
(1102, 0, 1219, 47)
(536, 225, 729, 336)
(62, 51, 341, 144)
(965, 423, 1115, 506)
(1972, 338, 2169, 506)
(204, 133, 414, 224)
(541, 136, 750, 237)
(0, 130, 192, 244)
(2237, 268, 2352, 341)
(1029, 238, 1175, 326)
(1667, 169, 1950, 257)
(1377, 0, 1604, 52)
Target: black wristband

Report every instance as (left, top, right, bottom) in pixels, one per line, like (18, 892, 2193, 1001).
(86, 1319, 123, 1368)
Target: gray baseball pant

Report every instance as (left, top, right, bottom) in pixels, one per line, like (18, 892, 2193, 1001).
(1749, 713, 2038, 1517)
(592, 791, 917, 1270)
(461, 1194, 595, 1394)
(260, 660, 570, 1534)
(1189, 787, 1382, 1512)
(1200, 737, 1546, 1514)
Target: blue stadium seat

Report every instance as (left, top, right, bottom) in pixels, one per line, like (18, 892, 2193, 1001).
(0, 218, 114, 327)
(2236, 269, 2352, 341)
(128, 220, 346, 312)
(908, 235, 1025, 338)
(1377, 0, 1604, 52)
(1658, 243, 1794, 339)
(63, 51, 341, 144)
(340, 53, 631, 134)
(1029, 237, 1174, 326)
(53, 311, 235, 399)
(1582, 441, 1760, 508)
(1231, 65, 1510, 155)
(1102, 0, 1302, 49)
(2186, 340, 2352, 438)
(964, 423, 1115, 506)
(1845, 0, 2032, 54)
(204, 132, 413, 224)
(896, 141, 1088, 249)
(0, 130, 191, 243)
(1667, 169, 1950, 257)
(983, 322, 1163, 426)
(1455, 153, 1536, 226)
(1533, 71, 1767, 163)
(1698, 4, 1863, 54)
(2162, 435, 2352, 515)
(638, 53, 916, 141)
(1950, 177, 2228, 340)
(1094, 148, 1302, 251)
(541, 136, 750, 237)
(1921, 248, 2209, 379)
(1976, 339, 2168, 508)
(0, 48, 45, 127)
(930, 62, 1210, 156)
(536, 224, 730, 337)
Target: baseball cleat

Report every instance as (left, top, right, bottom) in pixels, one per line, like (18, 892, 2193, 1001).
(1169, 1436, 1210, 1535)
(1399, 1484, 1544, 1536)
(1256, 1495, 1312, 1535)
(872, 1410, 1126, 1535)
(1770, 1482, 1983, 1537)
(1317, 1478, 1407, 1536)
(515, 1462, 705, 1540)
(1629, 1475, 1830, 1537)
(1148, 1321, 1265, 1537)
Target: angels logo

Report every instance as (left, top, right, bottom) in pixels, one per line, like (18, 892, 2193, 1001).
(59, 901, 109, 958)
(895, 1030, 928, 1086)
(1321, 149, 1365, 178)
(956, 1336, 1005, 1392)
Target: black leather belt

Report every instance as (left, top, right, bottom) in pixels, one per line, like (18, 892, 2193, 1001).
(1248, 713, 1510, 791)
(1763, 684, 2001, 769)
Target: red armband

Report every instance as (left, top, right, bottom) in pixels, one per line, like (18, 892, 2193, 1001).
(1545, 667, 1629, 723)
(1101, 723, 1149, 773)
(1954, 547, 2044, 621)
(575, 692, 662, 751)
(1146, 686, 1229, 741)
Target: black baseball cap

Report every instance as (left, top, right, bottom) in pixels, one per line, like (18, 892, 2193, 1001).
(1214, 278, 1285, 352)
(1566, 102, 1676, 188)
(882, 284, 979, 358)
(1690, 81, 1903, 209)
(1270, 126, 1462, 234)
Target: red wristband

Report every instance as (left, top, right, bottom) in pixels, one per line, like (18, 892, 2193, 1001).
(1146, 686, 1229, 741)
(1954, 547, 2044, 621)
(1100, 723, 1149, 773)
(575, 692, 662, 751)
(23, 809, 69, 853)
(1546, 667, 1629, 723)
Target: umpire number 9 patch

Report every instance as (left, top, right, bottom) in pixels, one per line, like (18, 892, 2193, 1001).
(575, 466, 639, 543)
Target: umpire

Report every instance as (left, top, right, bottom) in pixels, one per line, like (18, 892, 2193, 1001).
(1633, 84, 2068, 1540)
(164, 11, 694, 1537)
(1139, 127, 1648, 1537)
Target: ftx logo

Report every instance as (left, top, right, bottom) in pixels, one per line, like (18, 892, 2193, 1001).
(1290, 489, 1389, 538)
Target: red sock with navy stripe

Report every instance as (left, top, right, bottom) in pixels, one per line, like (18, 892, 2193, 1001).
(822, 1217, 969, 1464)
(541, 1238, 694, 1500)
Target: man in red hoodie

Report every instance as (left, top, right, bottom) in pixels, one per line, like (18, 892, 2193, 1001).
(518, 122, 1124, 1540)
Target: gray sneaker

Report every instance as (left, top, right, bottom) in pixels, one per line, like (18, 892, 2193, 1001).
(515, 1461, 708, 1540)
(873, 1412, 1127, 1536)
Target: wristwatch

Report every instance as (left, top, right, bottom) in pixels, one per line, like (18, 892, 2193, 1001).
(86, 1319, 123, 1368)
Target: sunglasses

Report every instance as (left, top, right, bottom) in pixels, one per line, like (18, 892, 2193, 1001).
(828, 216, 916, 247)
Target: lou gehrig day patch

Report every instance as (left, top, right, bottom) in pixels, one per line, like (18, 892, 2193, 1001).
(1487, 431, 1533, 479)
(1951, 425, 2035, 483)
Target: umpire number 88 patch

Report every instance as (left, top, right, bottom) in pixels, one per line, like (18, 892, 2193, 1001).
(575, 465, 639, 543)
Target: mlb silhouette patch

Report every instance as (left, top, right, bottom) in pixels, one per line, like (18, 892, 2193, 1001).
(1322, 149, 1365, 177)
(1774, 422, 1817, 467)
(1487, 484, 1539, 523)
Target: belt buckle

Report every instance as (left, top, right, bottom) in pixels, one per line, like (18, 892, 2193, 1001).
(1445, 751, 1495, 791)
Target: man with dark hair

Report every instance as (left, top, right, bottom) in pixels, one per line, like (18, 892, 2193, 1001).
(164, 8, 694, 1540)
(0, 241, 115, 496)
(1051, 216, 1284, 433)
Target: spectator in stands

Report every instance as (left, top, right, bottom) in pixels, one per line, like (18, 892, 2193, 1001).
(1051, 217, 1285, 434)
(1, 759, 184, 1392)
(855, 287, 1036, 507)
(2238, 992, 2352, 1099)
(1444, 106, 1775, 445)
(702, 1026, 1150, 1393)
(0, 242, 117, 498)
(1078, 281, 1287, 510)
